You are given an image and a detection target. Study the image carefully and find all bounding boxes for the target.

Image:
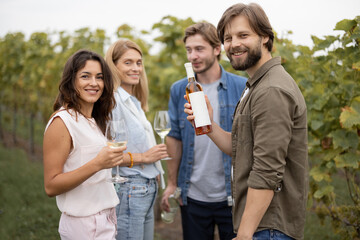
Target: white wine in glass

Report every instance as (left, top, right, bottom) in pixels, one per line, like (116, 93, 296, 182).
(107, 141, 127, 148)
(105, 119, 128, 183)
(154, 110, 171, 160)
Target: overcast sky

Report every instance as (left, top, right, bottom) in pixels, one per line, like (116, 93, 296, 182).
(0, 0, 359, 47)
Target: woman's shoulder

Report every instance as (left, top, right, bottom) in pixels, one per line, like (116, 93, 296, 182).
(45, 109, 71, 136)
(47, 108, 80, 128)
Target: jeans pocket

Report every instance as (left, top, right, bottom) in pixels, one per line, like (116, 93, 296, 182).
(128, 182, 156, 216)
(130, 183, 149, 196)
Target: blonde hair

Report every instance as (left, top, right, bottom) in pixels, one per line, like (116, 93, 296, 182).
(105, 39, 149, 112)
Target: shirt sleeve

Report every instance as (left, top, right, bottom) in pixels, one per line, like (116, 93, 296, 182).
(247, 87, 296, 191)
(167, 84, 182, 140)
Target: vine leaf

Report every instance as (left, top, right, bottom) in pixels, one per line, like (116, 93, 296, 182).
(330, 129, 359, 150)
(334, 152, 359, 168)
(314, 185, 334, 199)
(334, 19, 357, 32)
(340, 97, 360, 129)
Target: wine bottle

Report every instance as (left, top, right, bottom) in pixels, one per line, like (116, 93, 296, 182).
(184, 62, 212, 135)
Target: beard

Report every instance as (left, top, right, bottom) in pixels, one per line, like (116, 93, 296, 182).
(193, 55, 217, 74)
(227, 38, 262, 71)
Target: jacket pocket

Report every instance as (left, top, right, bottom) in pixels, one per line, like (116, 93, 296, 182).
(236, 114, 252, 144)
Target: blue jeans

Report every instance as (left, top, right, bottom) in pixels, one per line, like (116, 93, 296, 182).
(115, 175, 158, 240)
(253, 229, 294, 240)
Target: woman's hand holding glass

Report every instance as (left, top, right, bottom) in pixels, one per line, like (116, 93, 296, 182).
(105, 119, 129, 183)
(153, 110, 171, 160)
(141, 144, 169, 164)
(95, 144, 126, 170)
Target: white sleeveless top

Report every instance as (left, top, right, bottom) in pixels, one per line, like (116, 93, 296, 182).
(45, 108, 119, 217)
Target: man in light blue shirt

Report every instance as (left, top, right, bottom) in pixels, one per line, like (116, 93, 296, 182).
(161, 22, 246, 240)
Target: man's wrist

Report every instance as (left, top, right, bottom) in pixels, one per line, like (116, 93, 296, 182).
(166, 181, 177, 188)
(236, 232, 252, 240)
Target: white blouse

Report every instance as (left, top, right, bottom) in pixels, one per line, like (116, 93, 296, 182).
(45, 108, 119, 217)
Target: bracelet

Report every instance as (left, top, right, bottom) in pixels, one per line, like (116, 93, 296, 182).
(128, 152, 133, 168)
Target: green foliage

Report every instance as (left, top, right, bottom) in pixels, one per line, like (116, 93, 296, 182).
(1, 14, 360, 239)
(289, 17, 360, 239)
(340, 96, 360, 129)
(304, 210, 341, 240)
(270, 15, 360, 239)
(0, 32, 26, 110)
(115, 24, 152, 55)
(23, 32, 54, 116)
(148, 16, 195, 113)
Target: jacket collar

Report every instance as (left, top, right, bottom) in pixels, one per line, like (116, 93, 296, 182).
(117, 86, 131, 103)
(238, 57, 282, 114)
(219, 64, 227, 90)
(246, 56, 281, 89)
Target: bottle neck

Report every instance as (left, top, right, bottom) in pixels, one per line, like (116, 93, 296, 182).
(187, 76, 196, 82)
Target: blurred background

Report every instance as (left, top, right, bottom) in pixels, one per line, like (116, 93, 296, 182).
(0, 0, 359, 239)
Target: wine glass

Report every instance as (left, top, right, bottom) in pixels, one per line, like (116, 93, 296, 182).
(105, 119, 128, 183)
(154, 110, 171, 160)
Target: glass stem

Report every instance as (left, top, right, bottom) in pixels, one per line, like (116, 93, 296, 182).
(116, 166, 120, 177)
(161, 137, 165, 144)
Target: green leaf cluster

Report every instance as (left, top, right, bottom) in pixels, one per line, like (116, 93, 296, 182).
(279, 17, 360, 239)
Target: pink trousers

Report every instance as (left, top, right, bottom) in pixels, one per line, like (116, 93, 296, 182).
(58, 208, 117, 240)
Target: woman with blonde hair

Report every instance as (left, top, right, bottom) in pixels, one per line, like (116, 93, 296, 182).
(105, 39, 168, 240)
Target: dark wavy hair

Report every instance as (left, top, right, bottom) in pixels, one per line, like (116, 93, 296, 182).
(53, 49, 115, 134)
(217, 3, 274, 52)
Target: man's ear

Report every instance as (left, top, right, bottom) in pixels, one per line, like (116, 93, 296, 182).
(214, 45, 222, 57)
(262, 36, 269, 46)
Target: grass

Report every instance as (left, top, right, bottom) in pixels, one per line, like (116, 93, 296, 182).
(304, 211, 340, 240)
(0, 145, 60, 240)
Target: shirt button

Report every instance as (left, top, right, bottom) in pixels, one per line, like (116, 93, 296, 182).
(274, 183, 282, 192)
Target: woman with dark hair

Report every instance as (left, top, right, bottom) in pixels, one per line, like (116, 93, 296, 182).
(43, 49, 124, 239)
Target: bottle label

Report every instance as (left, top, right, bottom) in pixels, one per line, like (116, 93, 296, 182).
(189, 91, 211, 127)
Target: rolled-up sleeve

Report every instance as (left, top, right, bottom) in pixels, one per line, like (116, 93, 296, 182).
(247, 87, 296, 191)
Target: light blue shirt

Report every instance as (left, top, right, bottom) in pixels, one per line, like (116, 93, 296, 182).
(188, 80, 227, 202)
(112, 87, 159, 179)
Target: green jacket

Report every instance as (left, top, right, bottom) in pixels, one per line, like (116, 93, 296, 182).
(231, 57, 308, 240)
